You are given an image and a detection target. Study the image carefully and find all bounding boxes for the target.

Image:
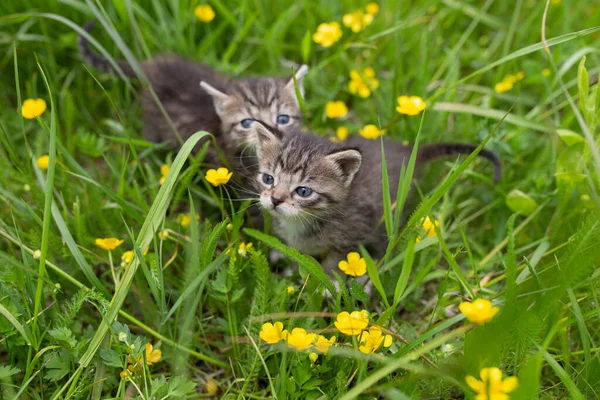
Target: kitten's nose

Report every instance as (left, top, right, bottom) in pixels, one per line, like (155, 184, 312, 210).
(271, 196, 284, 207)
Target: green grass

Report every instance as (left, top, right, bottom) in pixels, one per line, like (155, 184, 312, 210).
(1, 0, 600, 398)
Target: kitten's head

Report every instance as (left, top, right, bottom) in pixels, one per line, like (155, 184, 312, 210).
(250, 122, 362, 219)
(200, 65, 307, 151)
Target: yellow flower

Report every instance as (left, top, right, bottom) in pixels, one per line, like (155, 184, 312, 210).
(515, 71, 525, 81)
(396, 95, 427, 115)
(259, 322, 285, 344)
(342, 10, 374, 33)
(159, 164, 170, 185)
(287, 286, 295, 294)
(459, 299, 499, 325)
(120, 369, 132, 379)
(179, 214, 200, 227)
(285, 328, 316, 351)
(194, 4, 215, 22)
(336, 126, 349, 141)
(36, 155, 49, 170)
(206, 378, 219, 395)
(358, 326, 393, 354)
(416, 216, 440, 242)
(121, 248, 149, 268)
(158, 230, 169, 240)
(325, 101, 348, 119)
(334, 310, 369, 336)
(314, 335, 336, 354)
(338, 252, 367, 277)
(542, 68, 551, 77)
(366, 2, 379, 15)
(494, 80, 514, 93)
(309, 352, 318, 363)
(145, 343, 162, 364)
(465, 367, 518, 400)
(359, 124, 384, 140)
(312, 22, 343, 48)
(21, 98, 47, 119)
(238, 242, 253, 257)
(95, 238, 124, 251)
(205, 167, 233, 186)
(348, 68, 380, 98)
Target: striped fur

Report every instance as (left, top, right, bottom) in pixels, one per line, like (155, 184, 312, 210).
(251, 124, 501, 271)
(78, 22, 307, 174)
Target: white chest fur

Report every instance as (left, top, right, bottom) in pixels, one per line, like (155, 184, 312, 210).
(274, 217, 328, 255)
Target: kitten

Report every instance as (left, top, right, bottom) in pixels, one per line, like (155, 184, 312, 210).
(78, 21, 307, 173)
(250, 122, 501, 270)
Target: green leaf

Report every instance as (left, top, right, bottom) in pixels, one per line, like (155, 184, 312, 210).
(48, 327, 77, 349)
(350, 280, 370, 304)
(244, 229, 336, 296)
(381, 139, 393, 238)
(578, 56, 590, 117)
(301, 29, 312, 64)
(556, 129, 585, 146)
(98, 349, 122, 368)
(393, 236, 415, 306)
(361, 246, 390, 308)
(44, 350, 72, 382)
(505, 189, 538, 216)
(0, 365, 21, 379)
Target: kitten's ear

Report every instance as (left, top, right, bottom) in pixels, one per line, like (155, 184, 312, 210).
(252, 120, 282, 148)
(200, 81, 229, 118)
(285, 65, 308, 100)
(326, 148, 362, 186)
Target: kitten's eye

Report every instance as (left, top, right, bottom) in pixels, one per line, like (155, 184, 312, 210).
(276, 114, 290, 125)
(240, 119, 253, 129)
(295, 186, 313, 198)
(262, 173, 274, 185)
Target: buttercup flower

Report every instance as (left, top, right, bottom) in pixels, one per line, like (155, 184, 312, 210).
(335, 310, 369, 335)
(466, 367, 518, 400)
(338, 252, 367, 277)
(37, 155, 49, 170)
(194, 5, 215, 22)
(542, 68, 551, 77)
(121, 248, 149, 268)
(325, 101, 348, 119)
(238, 242, 253, 257)
(159, 164, 170, 185)
(158, 230, 169, 240)
(342, 10, 374, 33)
(205, 167, 233, 186)
(179, 214, 200, 227)
(336, 126, 349, 141)
(366, 2, 380, 15)
(285, 328, 316, 351)
(120, 369, 132, 379)
(396, 95, 427, 115)
(312, 22, 343, 48)
(309, 352, 318, 363)
(206, 378, 219, 395)
(459, 299, 499, 325)
(259, 322, 285, 344)
(416, 216, 440, 242)
(21, 98, 47, 119)
(287, 286, 295, 294)
(145, 343, 162, 364)
(358, 326, 393, 354)
(349, 68, 379, 98)
(314, 335, 336, 354)
(359, 124, 384, 140)
(95, 238, 124, 251)
(494, 73, 524, 94)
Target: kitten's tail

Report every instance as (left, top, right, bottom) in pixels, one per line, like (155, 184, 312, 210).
(77, 21, 135, 77)
(417, 143, 502, 183)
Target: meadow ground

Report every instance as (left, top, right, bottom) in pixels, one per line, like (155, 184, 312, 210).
(1, 0, 600, 398)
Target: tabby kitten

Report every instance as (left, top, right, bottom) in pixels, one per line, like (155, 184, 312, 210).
(78, 21, 307, 172)
(250, 122, 501, 270)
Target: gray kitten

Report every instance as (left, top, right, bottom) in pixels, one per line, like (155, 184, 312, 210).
(78, 22, 307, 172)
(250, 122, 501, 270)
